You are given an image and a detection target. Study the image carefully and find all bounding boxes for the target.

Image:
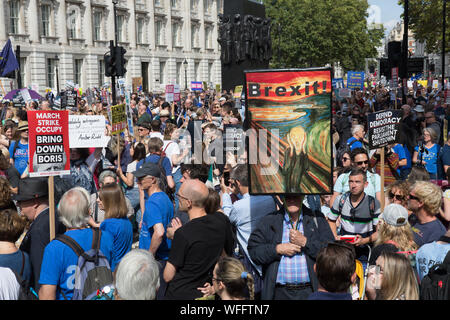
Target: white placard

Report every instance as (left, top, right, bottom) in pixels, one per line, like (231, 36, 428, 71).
(69, 115, 109, 148)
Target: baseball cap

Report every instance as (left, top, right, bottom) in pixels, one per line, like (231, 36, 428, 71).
(381, 204, 408, 227)
(219, 97, 226, 102)
(134, 162, 162, 179)
(414, 105, 424, 113)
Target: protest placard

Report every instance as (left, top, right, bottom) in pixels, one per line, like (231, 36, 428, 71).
(347, 71, 365, 90)
(367, 110, 402, 149)
(173, 84, 180, 102)
(28, 110, 70, 177)
(61, 90, 77, 109)
(432, 80, 439, 89)
(391, 67, 398, 88)
(126, 104, 134, 137)
(191, 81, 203, 91)
(338, 87, 351, 98)
(166, 84, 174, 102)
(20, 88, 32, 102)
(234, 85, 243, 98)
(111, 104, 127, 135)
(332, 78, 344, 89)
(69, 115, 109, 148)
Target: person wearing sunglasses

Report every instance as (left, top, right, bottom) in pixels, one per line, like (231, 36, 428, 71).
(330, 147, 381, 211)
(407, 181, 446, 247)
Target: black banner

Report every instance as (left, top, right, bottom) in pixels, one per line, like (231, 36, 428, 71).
(367, 110, 402, 149)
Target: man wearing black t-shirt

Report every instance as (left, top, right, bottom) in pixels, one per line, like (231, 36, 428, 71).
(163, 179, 234, 300)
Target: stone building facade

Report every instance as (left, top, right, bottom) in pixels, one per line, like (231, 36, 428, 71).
(0, 0, 223, 95)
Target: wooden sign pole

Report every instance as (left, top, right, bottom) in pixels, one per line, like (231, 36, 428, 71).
(48, 175, 55, 241)
(380, 147, 385, 212)
(117, 133, 121, 169)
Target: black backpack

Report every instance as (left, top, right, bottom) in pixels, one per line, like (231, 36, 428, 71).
(419, 250, 450, 300)
(11, 251, 38, 300)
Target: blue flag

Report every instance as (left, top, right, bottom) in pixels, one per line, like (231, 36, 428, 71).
(0, 39, 19, 76)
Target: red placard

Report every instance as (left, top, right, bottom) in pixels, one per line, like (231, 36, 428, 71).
(27, 110, 70, 177)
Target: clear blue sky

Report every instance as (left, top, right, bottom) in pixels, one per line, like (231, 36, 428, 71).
(367, 0, 404, 35)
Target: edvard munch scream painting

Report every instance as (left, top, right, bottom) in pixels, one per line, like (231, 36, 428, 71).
(245, 68, 332, 195)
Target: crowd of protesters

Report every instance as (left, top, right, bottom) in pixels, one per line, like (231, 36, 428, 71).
(0, 76, 449, 301)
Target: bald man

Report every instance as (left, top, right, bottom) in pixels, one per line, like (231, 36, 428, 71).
(163, 180, 234, 300)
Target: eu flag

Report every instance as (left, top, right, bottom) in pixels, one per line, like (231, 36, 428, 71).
(0, 39, 19, 77)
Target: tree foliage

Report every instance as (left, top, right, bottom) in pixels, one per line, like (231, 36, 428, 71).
(264, 0, 384, 71)
(399, 0, 450, 54)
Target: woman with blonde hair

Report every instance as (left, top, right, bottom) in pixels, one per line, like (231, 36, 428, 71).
(366, 251, 419, 300)
(198, 257, 255, 300)
(97, 183, 133, 272)
(370, 204, 418, 266)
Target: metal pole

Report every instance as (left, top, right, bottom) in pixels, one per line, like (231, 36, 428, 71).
(184, 68, 187, 91)
(443, 0, 447, 88)
(111, 0, 118, 105)
(16, 46, 22, 89)
(402, 0, 409, 104)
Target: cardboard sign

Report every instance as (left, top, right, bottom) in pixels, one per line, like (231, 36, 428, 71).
(234, 85, 243, 98)
(111, 104, 127, 135)
(332, 78, 344, 89)
(367, 110, 402, 149)
(174, 84, 181, 102)
(338, 88, 351, 98)
(191, 81, 203, 91)
(165, 84, 174, 102)
(391, 67, 398, 88)
(28, 110, 70, 177)
(61, 90, 77, 109)
(69, 115, 109, 148)
(347, 71, 365, 90)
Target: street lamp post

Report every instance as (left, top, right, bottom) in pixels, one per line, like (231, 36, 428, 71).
(183, 59, 188, 91)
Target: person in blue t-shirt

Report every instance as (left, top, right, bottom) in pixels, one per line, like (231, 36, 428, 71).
(412, 127, 440, 180)
(9, 121, 29, 176)
(392, 143, 411, 180)
(38, 188, 114, 300)
(136, 137, 175, 190)
(415, 230, 450, 281)
(135, 162, 174, 300)
(346, 124, 365, 151)
(98, 183, 133, 272)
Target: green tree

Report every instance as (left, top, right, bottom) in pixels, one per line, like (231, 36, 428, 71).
(264, 0, 384, 71)
(398, 0, 449, 54)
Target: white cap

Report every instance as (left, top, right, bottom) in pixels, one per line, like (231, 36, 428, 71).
(381, 204, 408, 227)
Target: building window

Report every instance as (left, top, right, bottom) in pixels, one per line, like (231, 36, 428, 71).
(47, 58, 56, 89)
(137, 18, 144, 44)
(20, 57, 26, 86)
(93, 11, 102, 41)
(156, 20, 164, 45)
(116, 15, 124, 43)
(74, 59, 83, 86)
(159, 61, 166, 85)
(9, 1, 20, 34)
(171, 0, 178, 8)
(191, 24, 199, 48)
(208, 62, 214, 83)
(41, 4, 51, 36)
(155, 0, 162, 7)
(205, 26, 213, 49)
(172, 22, 180, 47)
(194, 61, 200, 81)
(176, 62, 182, 85)
(98, 60, 104, 87)
(68, 8, 78, 39)
(191, 0, 198, 11)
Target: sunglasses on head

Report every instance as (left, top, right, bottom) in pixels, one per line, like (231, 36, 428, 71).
(355, 160, 369, 165)
(388, 192, 405, 201)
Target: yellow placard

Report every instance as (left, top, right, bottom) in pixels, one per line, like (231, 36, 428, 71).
(111, 104, 127, 135)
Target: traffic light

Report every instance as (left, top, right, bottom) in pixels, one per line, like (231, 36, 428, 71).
(105, 50, 116, 77)
(114, 46, 127, 77)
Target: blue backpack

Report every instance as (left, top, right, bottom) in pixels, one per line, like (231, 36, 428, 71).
(56, 228, 113, 300)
